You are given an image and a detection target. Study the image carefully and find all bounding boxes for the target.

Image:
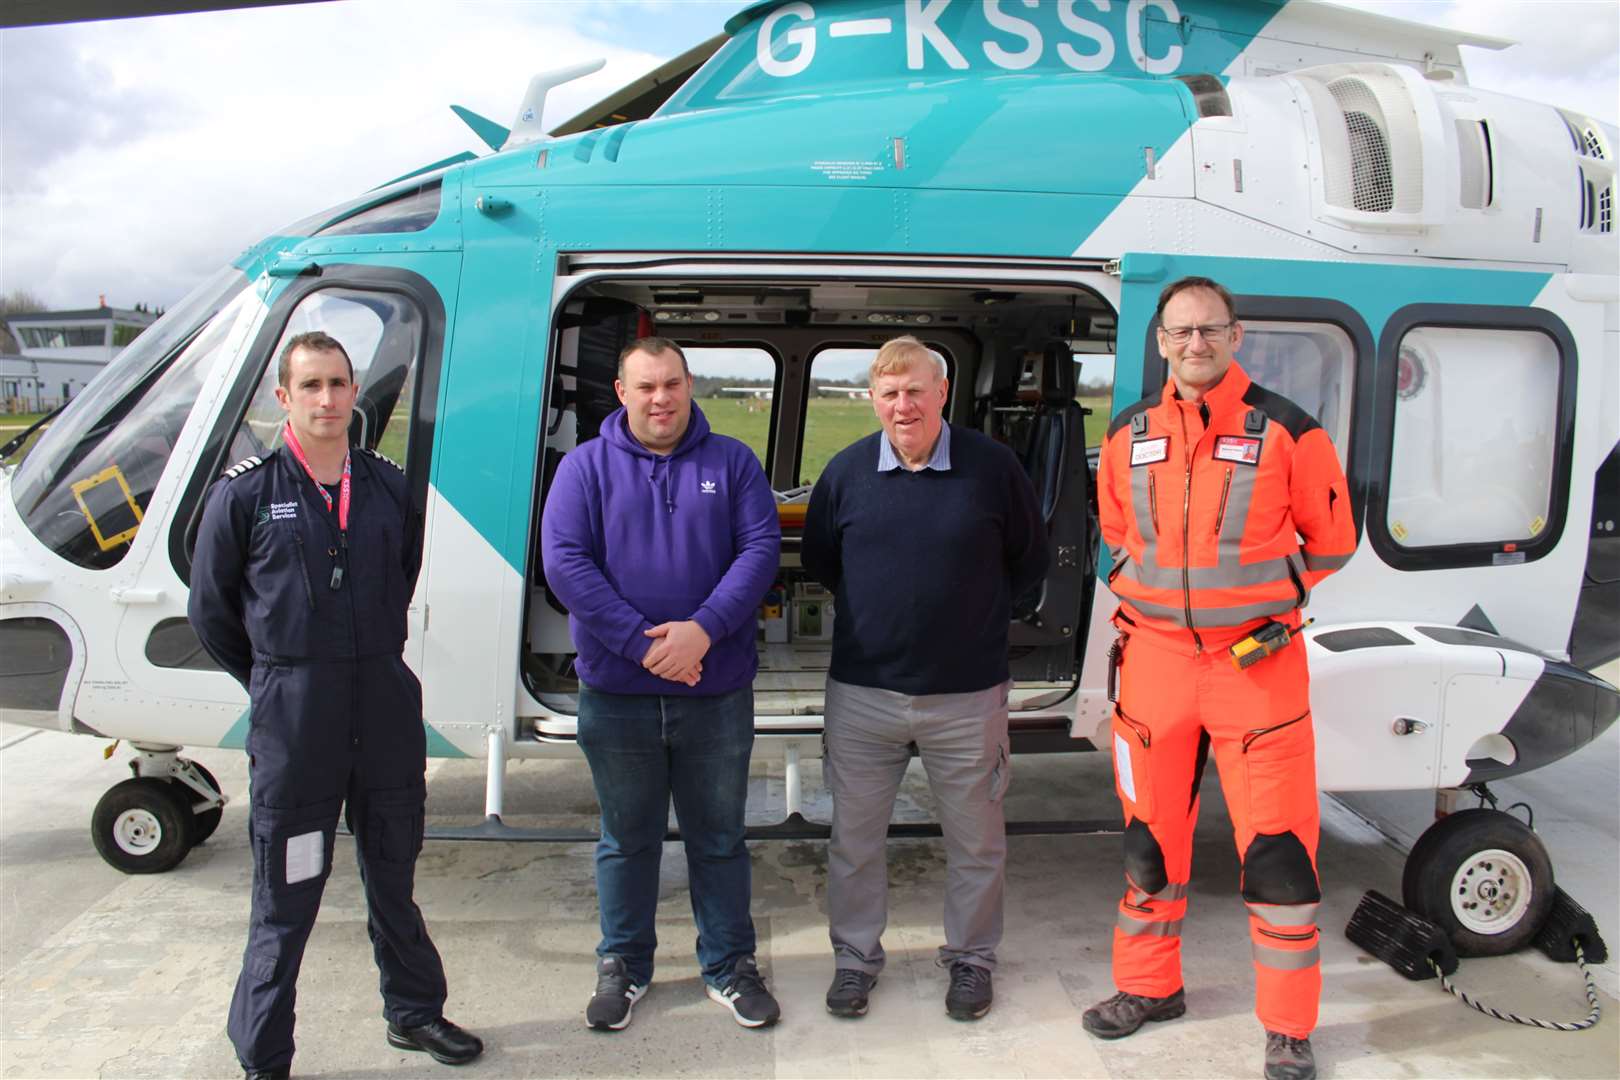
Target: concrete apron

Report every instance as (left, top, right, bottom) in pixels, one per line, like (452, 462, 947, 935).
(1, 718, 1616, 1079)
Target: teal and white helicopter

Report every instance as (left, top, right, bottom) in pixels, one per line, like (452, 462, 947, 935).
(2, 0, 1615, 959)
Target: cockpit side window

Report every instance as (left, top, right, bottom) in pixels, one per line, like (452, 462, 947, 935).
(10, 278, 254, 570)
(222, 288, 425, 472)
(310, 180, 442, 238)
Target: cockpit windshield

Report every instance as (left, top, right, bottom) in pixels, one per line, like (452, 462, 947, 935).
(10, 267, 253, 569)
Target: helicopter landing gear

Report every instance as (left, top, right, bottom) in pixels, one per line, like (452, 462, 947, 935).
(90, 744, 228, 874)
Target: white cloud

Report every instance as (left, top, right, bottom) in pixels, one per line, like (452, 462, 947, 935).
(1, 1, 663, 308)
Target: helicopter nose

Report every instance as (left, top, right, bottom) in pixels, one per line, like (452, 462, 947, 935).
(1460, 659, 1619, 783)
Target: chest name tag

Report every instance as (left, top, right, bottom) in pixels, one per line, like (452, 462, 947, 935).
(1214, 436, 1263, 465)
(269, 501, 298, 521)
(1130, 437, 1169, 466)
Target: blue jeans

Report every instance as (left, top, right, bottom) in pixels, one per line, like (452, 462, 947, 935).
(576, 684, 757, 988)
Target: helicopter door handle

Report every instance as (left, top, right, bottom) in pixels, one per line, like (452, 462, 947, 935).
(1391, 717, 1429, 736)
(111, 587, 165, 605)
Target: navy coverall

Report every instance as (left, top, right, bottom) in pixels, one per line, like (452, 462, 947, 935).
(188, 445, 446, 1073)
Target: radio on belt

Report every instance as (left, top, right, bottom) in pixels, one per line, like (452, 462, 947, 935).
(1228, 619, 1310, 670)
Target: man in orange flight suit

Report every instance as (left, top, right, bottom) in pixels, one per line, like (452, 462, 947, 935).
(1083, 277, 1355, 1080)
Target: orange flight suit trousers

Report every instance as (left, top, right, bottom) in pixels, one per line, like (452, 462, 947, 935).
(1109, 619, 1322, 1039)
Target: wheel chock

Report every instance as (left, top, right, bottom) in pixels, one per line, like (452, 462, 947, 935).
(1534, 887, 1609, 965)
(1346, 889, 1459, 980)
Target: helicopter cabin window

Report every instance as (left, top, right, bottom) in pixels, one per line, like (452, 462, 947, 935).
(311, 180, 443, 237)
(1386, 326, 1559, 549)
(799, 345, 958, 485)
(9, 279, 254, 570)
(224, 288, 424, 472)
(683, 346, 777, 469)
(1238, 320, 1355, 470)
(800, 348, 888, 485)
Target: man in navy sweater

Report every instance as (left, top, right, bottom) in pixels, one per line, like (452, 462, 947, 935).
(541, 338, 782, 1032)
(802, 335, 1048, 1022)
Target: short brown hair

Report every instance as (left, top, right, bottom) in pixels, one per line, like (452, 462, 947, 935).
(1154, 276, 1236, 323)
(278, 330, 353, 387)
(869, 335, 945, 384)
(618, 336, 690, 381)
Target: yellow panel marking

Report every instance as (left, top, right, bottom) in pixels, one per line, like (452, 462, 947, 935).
(69, 465, 144, 551)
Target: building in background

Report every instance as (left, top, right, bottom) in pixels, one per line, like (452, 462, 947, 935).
(0, 303, 156, 413)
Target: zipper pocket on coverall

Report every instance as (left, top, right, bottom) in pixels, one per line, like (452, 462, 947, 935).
(1111, 705, 1157, 822)
(291, 533, 317, 611)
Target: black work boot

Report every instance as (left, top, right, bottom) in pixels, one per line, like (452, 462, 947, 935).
(385, 1017, 484, 1065)
(1263, 1031, 1316, 1080)
(1080, 988, 1187, 1038)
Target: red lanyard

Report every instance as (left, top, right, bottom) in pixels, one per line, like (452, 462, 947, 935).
(283, 422, 351, 534)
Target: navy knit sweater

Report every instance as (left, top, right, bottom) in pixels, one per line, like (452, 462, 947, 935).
(801, 425, 1049, 695)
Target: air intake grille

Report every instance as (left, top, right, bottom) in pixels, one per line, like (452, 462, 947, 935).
(1560, 110, 1611, 160)
(1333, 79, 1396, 212)
(1299, 68, 1425, 216)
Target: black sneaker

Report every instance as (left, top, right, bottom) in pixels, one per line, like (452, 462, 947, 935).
(1081, 988, 1186, 1038)
(944, 961, 993, 1021)
(706, 956, 781, 1028)
(1264, 1031, 1316, 1080)
(825, 968, 878, 1018)
(586, 954, 647, 1031)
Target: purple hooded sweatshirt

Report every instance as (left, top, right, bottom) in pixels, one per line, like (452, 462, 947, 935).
(540, 402, 781, 697)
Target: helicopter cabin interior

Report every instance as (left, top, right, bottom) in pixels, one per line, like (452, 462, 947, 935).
(521, 275, 1107, 727)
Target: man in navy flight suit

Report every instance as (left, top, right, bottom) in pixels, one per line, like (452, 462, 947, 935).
(189, 331, 481, 1079)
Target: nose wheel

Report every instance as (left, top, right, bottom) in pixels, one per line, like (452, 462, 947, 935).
(92, 778, 197, 873)
(90, 748, 228, 874)
(1402, 806, 1555, 957)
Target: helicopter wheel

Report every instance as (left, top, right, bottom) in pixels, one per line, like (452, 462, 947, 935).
(91, 778, 197, 874)
(1401, 808, 1554, 957)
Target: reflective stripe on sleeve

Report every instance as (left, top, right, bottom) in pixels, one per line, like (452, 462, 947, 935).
(1302, 550, 1352, 572)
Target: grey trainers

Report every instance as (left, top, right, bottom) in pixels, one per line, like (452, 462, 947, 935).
(1080, 988, 1186, 1038)
(586, 955, 647, 1031)
(825, 968, 878, 1018)
(1264, 1031, 1316, 1080)
(944, 961, 993, 1021)
(707, 956, 781, 1028)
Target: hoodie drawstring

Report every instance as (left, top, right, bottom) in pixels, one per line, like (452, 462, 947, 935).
(650, 458, 676, 514)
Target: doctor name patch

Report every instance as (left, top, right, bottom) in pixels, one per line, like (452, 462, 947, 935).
(1130, 437, 1169, 466)
(1214, 436, 1262, 465)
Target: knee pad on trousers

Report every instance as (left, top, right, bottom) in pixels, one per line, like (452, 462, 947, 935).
(1123, 818, 1169, 895)
(1240, 831, 1320, 905)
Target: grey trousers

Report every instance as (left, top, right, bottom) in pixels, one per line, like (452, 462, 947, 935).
(824, 676, 1012, 974)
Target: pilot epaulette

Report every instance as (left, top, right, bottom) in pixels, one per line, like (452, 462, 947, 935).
(360, 447, 403, 472)
(222, 455, 264, 480)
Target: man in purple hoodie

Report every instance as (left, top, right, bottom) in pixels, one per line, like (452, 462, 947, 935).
(541, 337, 782, 1033)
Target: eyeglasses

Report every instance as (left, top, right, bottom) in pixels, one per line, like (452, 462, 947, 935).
(1160, 323, 1232, 344)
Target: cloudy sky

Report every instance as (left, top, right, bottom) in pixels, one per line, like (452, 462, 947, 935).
(2, 0, 1615, 313)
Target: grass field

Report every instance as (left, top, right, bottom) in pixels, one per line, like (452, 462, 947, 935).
(0, 412, 50, 465)
(702, 395, 1112, 484)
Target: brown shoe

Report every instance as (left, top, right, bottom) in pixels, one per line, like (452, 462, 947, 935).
(1080, 988, 1186, 1039)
